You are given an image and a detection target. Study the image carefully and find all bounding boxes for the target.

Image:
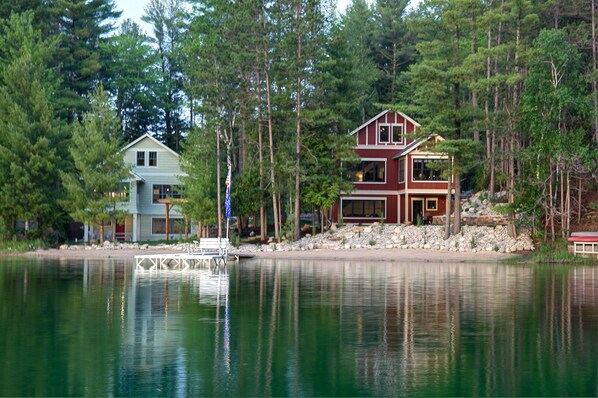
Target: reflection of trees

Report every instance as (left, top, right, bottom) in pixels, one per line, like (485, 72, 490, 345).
(1, 259, 597, 396)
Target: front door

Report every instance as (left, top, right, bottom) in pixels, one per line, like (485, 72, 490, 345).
(115, 223, 126, 241)
(412, 199, 424, 225)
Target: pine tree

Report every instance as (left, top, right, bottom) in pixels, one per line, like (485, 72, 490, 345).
(60, 85, 129, 243)
(0, 12, 67, 240)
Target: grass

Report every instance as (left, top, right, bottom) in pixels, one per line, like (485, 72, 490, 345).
(527, 239, 598, 264)
(0, 238, 46, 254)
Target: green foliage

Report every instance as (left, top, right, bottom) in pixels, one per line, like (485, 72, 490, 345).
(0, 12, 67, 240)
(60, 85, 129, 230)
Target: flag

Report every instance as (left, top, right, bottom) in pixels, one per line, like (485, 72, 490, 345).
(225, 168, 232, 219)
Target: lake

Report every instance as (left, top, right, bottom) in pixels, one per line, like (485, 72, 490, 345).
(0, 256, 597, 396)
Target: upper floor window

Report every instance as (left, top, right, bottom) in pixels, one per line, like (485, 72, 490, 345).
(379, 124, 404, 144)
(136, 151, 145, 166)
(392, 125, 403, 143)
(379, 125, 390, 143)
(412, 159, 446, 181)
(355, 160, 385, 183)
(153, 184, 183, 203)
(148, 151, 158, 167)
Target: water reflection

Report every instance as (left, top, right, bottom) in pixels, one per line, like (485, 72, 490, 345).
(0, 258, 597, 396)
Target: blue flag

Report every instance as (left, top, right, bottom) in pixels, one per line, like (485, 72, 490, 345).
(225, 169, 231, 219)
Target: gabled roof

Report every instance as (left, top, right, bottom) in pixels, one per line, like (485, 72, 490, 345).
(392, 134, 443, 159)
(129, 171, 145, 182)
(121, 133, 179, 158)
(349, 110, 421, 136)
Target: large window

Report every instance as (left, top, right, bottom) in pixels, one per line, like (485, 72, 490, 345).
(148, 151, 158, 167)
(398, 158, 405, 183)
(108, 183, 130, 202)
(355, 160, 385, 183)
(412, 159, 446, 181)
(152, 218, 184, 234)
(136, 151, 145, 166)
(342, 199, 385, 218)
(153, 184, 183, 203)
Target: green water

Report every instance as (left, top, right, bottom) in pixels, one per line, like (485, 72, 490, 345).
(0, 256, 597, 397)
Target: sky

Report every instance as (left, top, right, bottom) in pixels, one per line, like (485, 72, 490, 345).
(114, 0, 353, 35)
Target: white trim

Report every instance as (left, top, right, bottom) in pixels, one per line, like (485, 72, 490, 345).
(348, 110, 421, 136)
(136, 172, 186, 177)
(354, 158, 387, 184)
(121, 133, 180, 158)
(411, 158, 449, 183)
(350, 190, 402, 195)
(349, 110, 389, 136)
(356, 145, 408, 150)
(378, 123, 391, 144)
(426, 198, 438, 211)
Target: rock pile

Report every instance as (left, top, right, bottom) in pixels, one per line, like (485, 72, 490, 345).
(250, 223, 534, 254)
(433, 191, 510, 226)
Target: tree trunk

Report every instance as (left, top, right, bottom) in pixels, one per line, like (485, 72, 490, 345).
(444, 167, 452, 239)
(593, 0, 598, 143)
(264, 46, 279, 241)
(452, 172, 462, 235)
(256, 58, 267, 241)
(293, 0, 303, 242)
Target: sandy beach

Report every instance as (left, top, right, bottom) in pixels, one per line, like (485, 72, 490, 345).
(25, 246, 518, 263)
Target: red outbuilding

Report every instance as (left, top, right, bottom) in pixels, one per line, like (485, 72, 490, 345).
(332, 110, 453, 224)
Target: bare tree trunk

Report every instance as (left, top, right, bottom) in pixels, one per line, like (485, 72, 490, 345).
(549, 165, 555, 241)
(578, 177, 582, 224)
(453, 173, 462, 235)
(293, 0, 303, 242)
(256, 57, 267, 241)
(444, 167, 453, 239)
(264, 46, 279, 240)
(566, 169, 571, 236)
(593, 0, 598, 143)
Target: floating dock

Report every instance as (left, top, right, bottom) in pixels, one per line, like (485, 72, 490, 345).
(135, 252, 229, 271)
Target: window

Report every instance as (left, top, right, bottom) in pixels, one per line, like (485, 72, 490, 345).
(152, 218, 184, 234)
(148, 151, 158, 167)
(412, 159, 446, 181)
(341, 199, 385, 218)
(378, 125, 390, 143)
(398, 158, 405, 183)
(136, 151, 145, 166)
(153, 184, 183, 203)
(355, 160, 385, 183)
(392, 125, 403, 143)
(426, 198, 438, 211)
(107, 183, 130, 202)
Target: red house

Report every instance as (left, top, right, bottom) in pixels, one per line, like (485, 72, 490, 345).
(333, 110, 453, 225)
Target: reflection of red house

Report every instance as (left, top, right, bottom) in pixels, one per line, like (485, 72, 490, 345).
(333, 110, 453, 224)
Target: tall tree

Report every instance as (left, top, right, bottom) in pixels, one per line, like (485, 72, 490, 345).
(142, 0, 188, 151)
(51, 0, 121, 122)
(60, 85, 129, 243)
(102, 19, 161, 142)
(0, 12, 67, 239)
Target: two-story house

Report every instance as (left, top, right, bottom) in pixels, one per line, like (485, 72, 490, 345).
(333, 110, 453, 225)
(85, 134, 192, 242)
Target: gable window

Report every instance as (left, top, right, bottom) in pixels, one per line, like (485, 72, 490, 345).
(378, 125, 390, 143)
(341, 199, 385, 219)
(355, 160, 385, 183)
(398, 158, 405, 183)
(152, 218, 184, 234)
(412, 159, 446, 181)
(392, 125, 403, 143)
(136, 151, 145, 166)
(153, 184, 183, 203)
(148, 151, 158, 167)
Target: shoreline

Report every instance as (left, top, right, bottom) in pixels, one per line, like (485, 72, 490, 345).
(22, 245, 519, 263)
